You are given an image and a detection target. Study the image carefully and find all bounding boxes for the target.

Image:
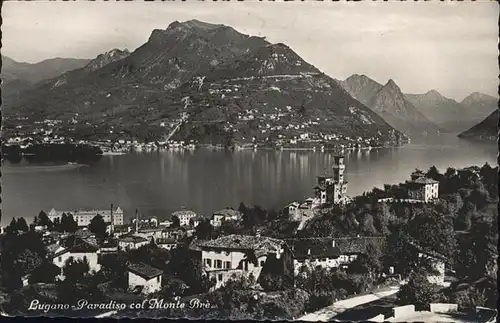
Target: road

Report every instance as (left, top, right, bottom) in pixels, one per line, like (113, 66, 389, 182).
(298, 286, 400, 322)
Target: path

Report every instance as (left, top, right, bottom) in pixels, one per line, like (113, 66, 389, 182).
(298, 286, 400, 322)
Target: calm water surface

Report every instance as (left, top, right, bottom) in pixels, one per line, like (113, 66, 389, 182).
(2, 135, 496, 225)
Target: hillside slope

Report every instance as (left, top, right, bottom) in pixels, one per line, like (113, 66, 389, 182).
(3, 20, 406, 147)
(341, 75, 441, 136)
(1, 55, 91, 97)
(458, 109, 498, 141)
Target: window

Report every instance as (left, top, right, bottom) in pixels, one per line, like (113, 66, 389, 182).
(216, 260, 222, 269)
(260, 260, 265, 267)
(58, 256, 62, 262)
(218, 274, 223, 282)
(205, 259, 212, 267)
(225, 261, 231, 269)
(157, 276, 160, 283)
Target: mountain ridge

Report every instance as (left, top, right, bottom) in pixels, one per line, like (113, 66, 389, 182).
(3, 20, 406, 148)
(342, 75, 441, 136)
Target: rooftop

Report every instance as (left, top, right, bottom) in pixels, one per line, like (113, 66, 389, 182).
(192, 234, 286, 257)
(412, 177, 439, 185)
(127, 262, 163, 280)
(119, 235, 149, 243)
(289, 239, 341, 259)
(288, 237, 385, 256)
(171, 210, 197, 218)
(213, 208, 243, 219)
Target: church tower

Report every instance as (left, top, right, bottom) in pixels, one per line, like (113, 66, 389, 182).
(314, 155, 349, 205)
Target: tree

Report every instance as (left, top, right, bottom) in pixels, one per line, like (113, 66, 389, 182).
(37, 210, 53, 229)
(348, 242, 384, 277)
(169, 246, 214, 294)
(89, 214, 107, 243)
(171, 215, 180, 228)
(63, 257, 90, 283)
(17, 218, 29, 232)
(195, 219, 213, 240)
(13, 249, 43, 276)
(396, 267, 440, 310)
(29, 261, 60, 284)
(6, 218, 19, 235)
(61, 213, 78, 233)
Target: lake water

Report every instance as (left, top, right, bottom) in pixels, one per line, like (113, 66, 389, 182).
(1, 135, 497, 225)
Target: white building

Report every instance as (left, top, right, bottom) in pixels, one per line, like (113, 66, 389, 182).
(156, 238, 179, 251)
(127, 263, 163, 294)
(172, 210, 198, 226)
(210, 209, 243, 227)
(290, 237, 385, 275)
(50, 239, 101, 280)
(118, 235, 150, 250)
(190, 234, 293, 290)
(407, 175, 440, 203)
(48, 206, 124, 227)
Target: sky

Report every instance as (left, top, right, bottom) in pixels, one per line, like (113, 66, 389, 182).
(2, 1, 498, 101)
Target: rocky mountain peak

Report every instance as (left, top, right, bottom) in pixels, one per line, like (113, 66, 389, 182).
(83, 48, 130, 73)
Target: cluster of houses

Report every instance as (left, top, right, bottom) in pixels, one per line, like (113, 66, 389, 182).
(18, 205, 248, 293)
(11, 156, 446, 297)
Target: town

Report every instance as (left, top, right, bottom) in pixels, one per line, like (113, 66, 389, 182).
(0, 157, 497, 321)
(2, 110, 407, 160)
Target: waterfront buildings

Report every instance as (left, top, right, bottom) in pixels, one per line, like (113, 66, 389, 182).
(48, 206, 124, 227)
(127, 262, 163, 294)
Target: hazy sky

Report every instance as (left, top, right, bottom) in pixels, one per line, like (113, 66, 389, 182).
(2, 1, 498, 101)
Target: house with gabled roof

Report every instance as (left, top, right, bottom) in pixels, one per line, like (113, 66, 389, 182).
(127, 262, 163, 294)
(289, 236, 386, 274)
(49, 238, 101, 280)
(210, 209, 243, 227)
(118, 235, 149, 250)
(406, 170, 439, 202)
(190, 234, 293, 290)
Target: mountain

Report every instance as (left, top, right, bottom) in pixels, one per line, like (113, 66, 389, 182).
(165, 43, 404, 146)
(4, 19, 270, 120)
(1, 55, 91, 96)
(460, 92, 498, 120)
(83, 48, 130, 73)
(405, 90, 470, 132)
(458, 109, 498, 141)
(341, 75, 441, 136)
(405, 90, 498, 133)
(4, 20, 405, 147)
(340, 74, 383, 106)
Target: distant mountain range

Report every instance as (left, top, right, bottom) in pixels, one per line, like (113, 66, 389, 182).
(340, 74, 498, 135)
(1, 55, 91, 97)
(458, 109, 498, 141)
(3, 20, 405, 147)
(340, 75, 442, 136)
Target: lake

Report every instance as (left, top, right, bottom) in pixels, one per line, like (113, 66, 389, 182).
(1, 135, 496, 225)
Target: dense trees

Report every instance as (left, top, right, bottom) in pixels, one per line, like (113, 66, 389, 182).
(63, 257, 91, 283)
(60, 213, 78, 233)
(396, 267, 444, 310)
(89, 214, 107, 243)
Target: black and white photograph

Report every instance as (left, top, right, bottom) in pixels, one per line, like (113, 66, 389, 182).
(0, 1, 498, 321)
